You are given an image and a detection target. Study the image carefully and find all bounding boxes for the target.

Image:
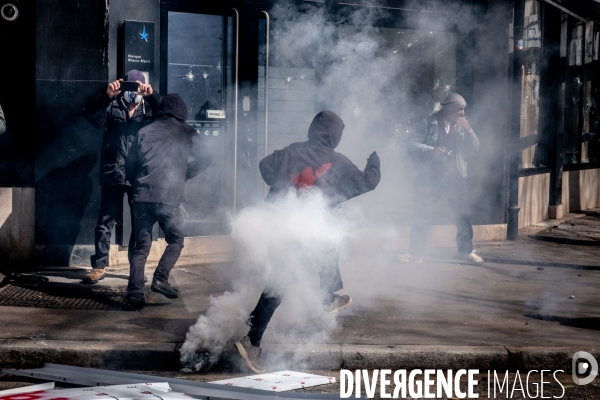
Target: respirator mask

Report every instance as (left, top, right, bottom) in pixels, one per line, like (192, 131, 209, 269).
(123, 91, 143, 105)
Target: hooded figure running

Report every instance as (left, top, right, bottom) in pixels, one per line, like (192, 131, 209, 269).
(235, 110, 381, 373)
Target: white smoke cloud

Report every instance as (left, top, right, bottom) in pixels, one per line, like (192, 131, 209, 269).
(180, 190, 355, 371)
(179, 0, 520, 371)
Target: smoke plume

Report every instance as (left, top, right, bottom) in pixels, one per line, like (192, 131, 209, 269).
(180, 191, 355, 371)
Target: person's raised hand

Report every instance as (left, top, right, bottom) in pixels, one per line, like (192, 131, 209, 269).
(107, 79, 123, 98)
(137, 81, 153, 97)
(367, 151, 380, 167)
(457, 117, 470, 131)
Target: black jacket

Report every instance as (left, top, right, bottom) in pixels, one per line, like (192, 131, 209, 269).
(260, 110, 381, 206)
(83, 91, 163, 186)
(125, 94, 213, 206)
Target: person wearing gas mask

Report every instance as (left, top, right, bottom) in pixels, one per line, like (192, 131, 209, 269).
(0, 104, 6, 135)
(82, 70, 162, 284)
(399, 93, 483, 265)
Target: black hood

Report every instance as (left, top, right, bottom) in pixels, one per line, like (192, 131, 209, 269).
(307, 110, 345, 149)
(157, 93, 189, 122)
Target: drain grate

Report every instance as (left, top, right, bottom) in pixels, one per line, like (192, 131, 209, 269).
(0, 284, 150, 311)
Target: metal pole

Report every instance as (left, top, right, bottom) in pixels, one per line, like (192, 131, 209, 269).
(261, 11, 270, 197)
(507, 0, 525, 240)
(232, 8, 239, 215)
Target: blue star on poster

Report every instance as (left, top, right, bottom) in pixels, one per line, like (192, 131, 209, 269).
(140, 26, 149, 42)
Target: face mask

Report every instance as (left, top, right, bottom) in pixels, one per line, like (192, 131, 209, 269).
(123, 91, 142, 105)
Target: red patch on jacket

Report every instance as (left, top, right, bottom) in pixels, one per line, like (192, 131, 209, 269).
(294, 163, 332, 190)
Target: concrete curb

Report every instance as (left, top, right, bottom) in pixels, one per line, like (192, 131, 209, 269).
(1, 340, 598, 372)
(0, 340, 180, 370)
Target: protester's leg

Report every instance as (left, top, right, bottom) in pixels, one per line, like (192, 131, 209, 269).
(318, 245, 343, 303)
(247, 291, 283, 348)
(447, 178, 474, 254)
(126, 186, 135, 266)
(90, 185, 123, 269)
(153, 204, 185, 282)
(127, 202, 156, 300)
(409, 184, 437, 257)
(236, 290, 278, 373)
(409, 224, 429, 256)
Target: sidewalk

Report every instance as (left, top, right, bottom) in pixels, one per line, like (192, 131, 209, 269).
(0, 211, 599, 373)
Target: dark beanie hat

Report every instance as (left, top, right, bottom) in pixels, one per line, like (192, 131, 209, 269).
(124, 69, 146, 84)
(441, 93, 466, 112)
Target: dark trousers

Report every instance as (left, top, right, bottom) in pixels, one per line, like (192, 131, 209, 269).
(409, 176, 473, 256)
(128, 202, 185, 299)
(247, 246, 343, 348)
(91, 185, 134, 269)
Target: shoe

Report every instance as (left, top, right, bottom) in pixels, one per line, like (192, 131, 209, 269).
(234, 336, 266, 373)
(151, 279, 179, 299)
(124, 295, 146, 311)
(82, 268, 106, 284)
(458, 250, 484, 265)
(328, 294, 352, 315)
(398, 253, 423, 263)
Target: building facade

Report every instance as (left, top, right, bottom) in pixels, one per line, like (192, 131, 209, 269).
(5, 0, 587, 266)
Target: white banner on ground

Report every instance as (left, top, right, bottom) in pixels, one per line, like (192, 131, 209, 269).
(0, 383, 193, 400)
(210, 370, 336, 392)
(0, 383, 55, 396)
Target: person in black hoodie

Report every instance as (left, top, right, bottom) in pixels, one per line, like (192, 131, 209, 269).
(124, 93, 212, 310)
(82, 70, 162, 284)
(234, 110, 381, 373)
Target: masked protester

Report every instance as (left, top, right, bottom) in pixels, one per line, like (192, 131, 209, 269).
(0, 104, 5, 135)
(399, 93, 483, 265)
(123, 93, 212, 311)
(82, 70, 162, 284)
(234, 110, 381, 373)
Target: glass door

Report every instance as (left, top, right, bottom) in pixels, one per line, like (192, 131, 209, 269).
(165, 11, 236, 237)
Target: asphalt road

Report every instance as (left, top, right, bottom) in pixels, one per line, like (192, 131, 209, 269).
(2, 370, 600, 399)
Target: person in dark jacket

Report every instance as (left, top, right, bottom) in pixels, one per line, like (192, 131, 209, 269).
(234, 110, 381, 373)
(399, 93, 483, 265)
(82, 70, 162, 284)
(0, 104, 6, 135)
(123, 93, 212, 310)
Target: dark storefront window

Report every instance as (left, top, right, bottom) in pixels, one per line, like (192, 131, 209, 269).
(519, 0, 545, 170)
(564, 19, 600, 165)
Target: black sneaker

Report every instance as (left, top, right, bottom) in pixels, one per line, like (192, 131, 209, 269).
(124, 295, 146, 311)
(151, 279, 179, 299)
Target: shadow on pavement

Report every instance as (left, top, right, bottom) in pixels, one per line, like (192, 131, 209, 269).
(114, 317, 198, 336)
(485, 257, 600, 271)
(524, 314, 600, 331)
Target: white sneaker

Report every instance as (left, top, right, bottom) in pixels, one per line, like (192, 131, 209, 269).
(398, 252, 423, 263)
(458, 250, 484, 265)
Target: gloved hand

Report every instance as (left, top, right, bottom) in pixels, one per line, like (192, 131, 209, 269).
(367, 151, 380, 168)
